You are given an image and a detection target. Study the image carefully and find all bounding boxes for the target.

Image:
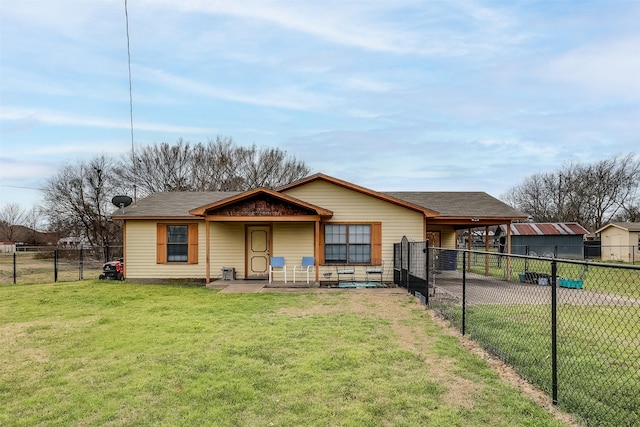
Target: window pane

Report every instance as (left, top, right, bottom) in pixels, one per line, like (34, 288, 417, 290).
(167, 225, 188, 262)
(325, 224, 346, 244)
(349, 224, 370, 244)
(349, 244, 371, 263)
(167, 244, 188, 262)
(167, 225, 188, 243)
(325, 244, 347, 263)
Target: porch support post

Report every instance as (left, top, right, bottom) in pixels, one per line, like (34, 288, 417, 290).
(485, 226, 490, 276)
(467, 227, 472, 272)
(205, 218, 211, 284)
(315, 220, 321, 283)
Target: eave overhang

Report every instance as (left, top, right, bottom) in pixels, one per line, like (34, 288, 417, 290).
(429, 216, 529, 229)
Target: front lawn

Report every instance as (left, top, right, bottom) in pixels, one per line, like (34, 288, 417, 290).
(1, 281, 567, 426)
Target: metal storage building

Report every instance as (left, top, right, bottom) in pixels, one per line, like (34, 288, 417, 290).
(498, 222, 590, 259)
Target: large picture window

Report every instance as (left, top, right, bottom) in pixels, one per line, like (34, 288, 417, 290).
(157, 223, 198, 264)
(324, 224, 372, 263)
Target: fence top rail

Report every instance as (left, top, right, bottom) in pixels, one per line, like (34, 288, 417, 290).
(428, 246, 640, 271)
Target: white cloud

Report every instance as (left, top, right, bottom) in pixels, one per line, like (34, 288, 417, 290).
(0, 107, 218, 134)
(540, 36, 640, 100)
(140, 66, 338, 111)
(144, 0, 521, 57)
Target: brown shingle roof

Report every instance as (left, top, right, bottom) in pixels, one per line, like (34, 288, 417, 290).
(111, 192, 241, 219)
(111, 184, 527, 221)
(384, 191, 527, 219)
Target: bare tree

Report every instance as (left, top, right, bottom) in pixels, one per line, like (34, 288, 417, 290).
(240, 146, 313, 189)
(0, 203, 28, 242)
(40, 139, 310, 243)
(42, 155, 123, 247)
(114, 136, 311, 195)
(501, 154, 640, 231)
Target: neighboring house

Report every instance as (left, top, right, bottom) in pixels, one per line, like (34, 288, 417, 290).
(498, 222, 590, 259)
(57, 237, 90, 249)
(595, 222, 640, 262)
(111, 173, 527, 283)
(0, 241, 16, 253)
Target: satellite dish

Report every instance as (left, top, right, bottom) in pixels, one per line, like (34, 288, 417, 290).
(112, 195, 133, 208)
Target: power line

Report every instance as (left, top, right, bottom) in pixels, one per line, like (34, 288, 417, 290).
(0, 184, 43, 191)
(124, 0, 135, 162)
(124, 0, 137, 203)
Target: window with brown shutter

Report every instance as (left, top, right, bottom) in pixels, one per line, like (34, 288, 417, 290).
(157, 223, 198, 264)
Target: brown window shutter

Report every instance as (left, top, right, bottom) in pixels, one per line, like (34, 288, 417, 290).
(188, 223, 199, 264)
(318, 223, 325, 264)
(157, 223, 167, 264)
(371, 222, 382, 261)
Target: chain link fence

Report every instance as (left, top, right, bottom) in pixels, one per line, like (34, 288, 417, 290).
(0, 246, 123, 285)
(394, 239, 640, 427)
(464, 242, 638, 263)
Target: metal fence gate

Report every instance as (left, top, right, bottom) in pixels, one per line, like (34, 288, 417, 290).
(393, 236, 430, 297)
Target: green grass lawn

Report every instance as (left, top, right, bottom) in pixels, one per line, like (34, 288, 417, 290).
(464, 254, 640, 299)
(0, 281, 568, 426)
(0, 252, 104, 285)
(457, 304, 639, 427)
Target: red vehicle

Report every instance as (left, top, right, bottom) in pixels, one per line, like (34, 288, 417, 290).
(99, 258, 125, 281)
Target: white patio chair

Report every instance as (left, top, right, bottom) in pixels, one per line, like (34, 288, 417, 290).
(269, 257, 287, 283)
(293, 256, 315, 283)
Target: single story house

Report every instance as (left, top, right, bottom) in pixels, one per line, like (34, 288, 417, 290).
(0, 241, 16, 253)
(111, 173, 527, 283)
(497, 222, 590, 259)
(595, 222, 640, 262)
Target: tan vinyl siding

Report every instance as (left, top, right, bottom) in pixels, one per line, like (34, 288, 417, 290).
(600, 228, 639, 262)
(426, 225, 457, 248)
(125, 220, 206, 279)
(285, 180, 423, 282)
(272, 222, 315, 273)
(210, 222, 246, 279)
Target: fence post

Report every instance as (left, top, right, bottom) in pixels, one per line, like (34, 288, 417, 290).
(13, 252, 17, 284)
(462, 249, 466, 336)
(407, 242, 412, 294)
(79, 246, 84, 280)
(54, 249, 58, 283)
(425, 240, 429, 304)
(551, 258, 558, 405)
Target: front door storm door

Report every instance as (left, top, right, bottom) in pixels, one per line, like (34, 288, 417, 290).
(246, 225, 270, 279)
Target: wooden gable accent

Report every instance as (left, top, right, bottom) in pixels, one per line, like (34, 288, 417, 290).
(189, 187, 333, 220)
(208, 194, 316, 217)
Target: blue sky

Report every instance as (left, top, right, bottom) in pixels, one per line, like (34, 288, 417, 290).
(1, 0, 639, 211)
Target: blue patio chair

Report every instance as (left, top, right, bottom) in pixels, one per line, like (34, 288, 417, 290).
(269, 257, 287, 283)
(293, 256, 315, 284)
